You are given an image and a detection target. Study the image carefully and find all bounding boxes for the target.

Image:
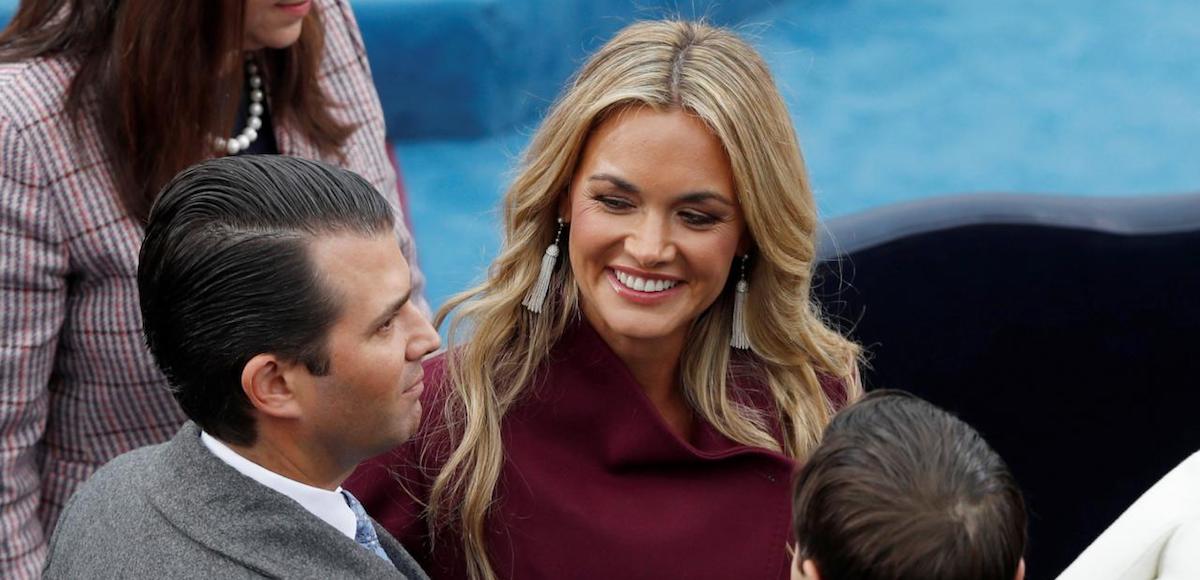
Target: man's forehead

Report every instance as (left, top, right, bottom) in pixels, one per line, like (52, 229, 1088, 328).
(307, 232, 410, 288)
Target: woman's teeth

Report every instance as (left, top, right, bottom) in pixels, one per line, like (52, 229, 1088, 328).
(615, 270, 678, 293)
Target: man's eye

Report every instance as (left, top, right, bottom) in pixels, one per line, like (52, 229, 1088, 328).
(378, 316, 396, 333)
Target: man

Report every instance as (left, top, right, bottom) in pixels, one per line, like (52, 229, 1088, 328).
(43, 156, 438, 579)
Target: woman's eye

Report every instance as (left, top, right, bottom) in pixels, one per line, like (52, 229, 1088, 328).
(595, 196, 633, 211)
(680, 211, 719, 227)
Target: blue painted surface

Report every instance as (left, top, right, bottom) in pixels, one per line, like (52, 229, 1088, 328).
(398, 0, 1200, 310)
(354, 0, 775, 139)
(4, 1, 1198, 311)
(756, 0, 1200, 217)
(400, 132, 528, 307)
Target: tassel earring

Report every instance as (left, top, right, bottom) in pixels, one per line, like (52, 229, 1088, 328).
(523, 217, 566, 314)
(731, 254, 751, 349)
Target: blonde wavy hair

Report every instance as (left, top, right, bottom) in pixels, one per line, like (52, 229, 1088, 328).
(428, 19, 862, 580)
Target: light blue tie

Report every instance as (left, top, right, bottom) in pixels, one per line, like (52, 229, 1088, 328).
(341, 489, 393, 564)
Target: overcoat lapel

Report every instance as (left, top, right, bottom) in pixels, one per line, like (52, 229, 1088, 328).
(144, 424, 418, 579)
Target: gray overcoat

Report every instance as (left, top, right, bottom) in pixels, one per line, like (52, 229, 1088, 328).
(43, 422, 429, 579)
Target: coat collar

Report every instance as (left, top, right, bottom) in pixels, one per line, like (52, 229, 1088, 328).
(144, 423, 426, 579)
(531, 317, 794, 469)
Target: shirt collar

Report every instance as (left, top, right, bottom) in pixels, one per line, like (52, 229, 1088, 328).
(199, 431, 357, 540)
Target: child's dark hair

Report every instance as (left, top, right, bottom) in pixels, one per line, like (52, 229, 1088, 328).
(792, 389, 1027, 580)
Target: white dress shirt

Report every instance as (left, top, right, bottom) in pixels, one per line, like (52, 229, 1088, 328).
(200, 431, 357, 541)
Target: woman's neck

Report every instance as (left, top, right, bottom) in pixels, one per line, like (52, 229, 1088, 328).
(592, 324, 695, 440)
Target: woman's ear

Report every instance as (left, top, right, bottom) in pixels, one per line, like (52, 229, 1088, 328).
(1015, 558, 1025, 580)
(558, 188, 573, 223)
(736, 227, 753, 256)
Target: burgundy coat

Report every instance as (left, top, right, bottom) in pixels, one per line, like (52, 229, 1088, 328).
(347, 321, 846, 579)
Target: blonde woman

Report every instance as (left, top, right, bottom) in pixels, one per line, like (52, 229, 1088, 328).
(348, 20, 861, 580)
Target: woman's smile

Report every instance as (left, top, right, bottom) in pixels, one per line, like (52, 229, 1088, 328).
(606, 267, 685, 304)
(565, 106, 746, 349)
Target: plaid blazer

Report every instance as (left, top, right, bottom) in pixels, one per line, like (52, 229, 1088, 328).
(0, 2, 423, 578)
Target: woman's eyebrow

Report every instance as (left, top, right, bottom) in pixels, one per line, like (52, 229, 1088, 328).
(677, 191, 735, 207)
(588, 173, 640, 193)
(590, 174, 733, 207)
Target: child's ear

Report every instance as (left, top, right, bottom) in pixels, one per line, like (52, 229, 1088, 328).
(800, 559, 821, 580)
(791, 549, 821, 580)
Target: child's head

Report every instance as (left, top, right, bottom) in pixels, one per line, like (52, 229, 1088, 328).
(791, 390, 1027, 580)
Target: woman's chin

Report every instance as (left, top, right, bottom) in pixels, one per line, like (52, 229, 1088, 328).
(595, 313, 686, 346)
(244, 26, 304, 51)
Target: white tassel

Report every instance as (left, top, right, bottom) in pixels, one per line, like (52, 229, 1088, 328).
(731, 253, 751, 349)
(523, 218, 565, 314)
(731, 278, 750, 349)
(523, 244, 558, 313)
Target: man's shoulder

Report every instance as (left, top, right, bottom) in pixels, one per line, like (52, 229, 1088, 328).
(53, 425, 208, 531)
(49, 439, 177, 546)
(70, 440, 166, 503)
(44, 440, 181, 577)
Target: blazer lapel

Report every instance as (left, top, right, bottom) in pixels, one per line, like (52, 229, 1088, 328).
(145, 424, 413, 579)
(376, 521, 431, 580)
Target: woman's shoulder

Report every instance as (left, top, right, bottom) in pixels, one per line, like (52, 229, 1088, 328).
(729, 353, 855, 413)
(0, 56, 95, 185)
(314, 0, 368, 62)
(0, 56, 77, 127)
(820, 372, 854, 412)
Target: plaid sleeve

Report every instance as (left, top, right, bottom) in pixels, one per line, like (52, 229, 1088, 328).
(0, 114, 67, 580)
(321, 0, 430, 315)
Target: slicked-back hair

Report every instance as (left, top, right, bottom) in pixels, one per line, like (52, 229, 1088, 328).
(138, 155, 394, 446)
(792, 390, 1027, 580)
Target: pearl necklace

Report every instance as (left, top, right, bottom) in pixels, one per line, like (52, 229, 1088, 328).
(213, 60, 265, 156)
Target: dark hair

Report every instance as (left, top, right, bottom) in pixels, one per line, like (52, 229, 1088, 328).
(138, 155, 394, 445)
(792, 390, 1027, 580)
(0, 0, 354, 222)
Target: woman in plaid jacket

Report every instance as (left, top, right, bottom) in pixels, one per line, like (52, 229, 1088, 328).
(0, 1, 423, 577)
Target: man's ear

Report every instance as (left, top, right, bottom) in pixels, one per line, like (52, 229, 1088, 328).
(240, 354, 303, 420)
(1015, 558, 1025, 580)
